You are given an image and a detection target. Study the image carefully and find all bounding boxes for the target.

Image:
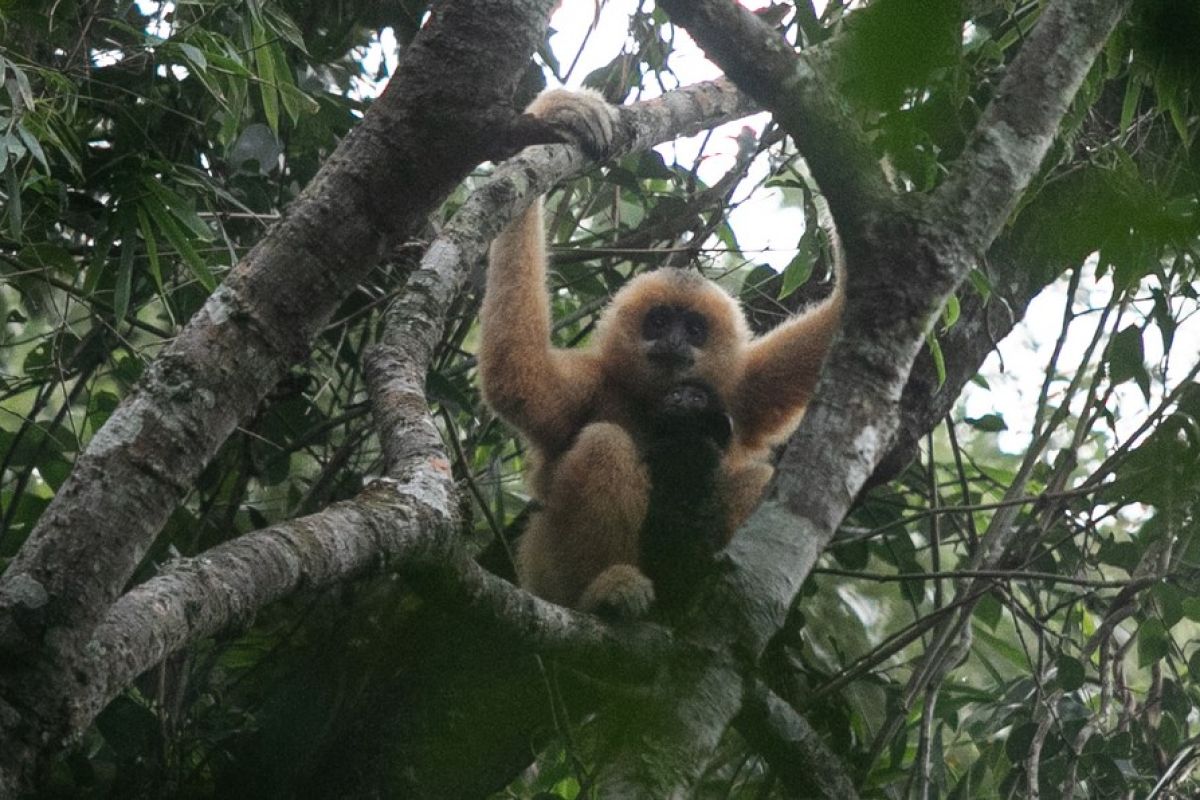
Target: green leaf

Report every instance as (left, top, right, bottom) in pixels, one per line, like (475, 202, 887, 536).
(178, 42, 208, 71)
(205, 50, 252, 77)
(9, 62, 33, 109)
(278, 80, 318, 120)
(1137, 618, 1170, 668)
(1154, 583, 1185, 629)
(5, 165, 21, 239)
(142, 178, 214, 241)
(942, 294, 960, 329)
(973, 622, 1028, 670)
(15, 124, 47, 171)
(1005, 721, 1038, 763)
(1165, 89, 1191, 147)
(926, 332, 946, 386)
(779, 237, 816, 298)
(1181, 596, 1200, 622)
(142, 197, 217, 291)
(253, 22, 280, 133)
(268, 44, 305, 123)
(114, 233, 135, 323)
(135, 205, 164, 294)
(1188, 649, 1200, 681)
(1106, 325, 1150, 401)
(1097, 539, 1140, 572)
(974, 592, 1003, 630)
(264, 6, 309, 53)
(1119, 77, 1143, 135)
(966, 413, 1007, 432)
(1056, 655, 1086, 691)
(96, 696, 159, 759)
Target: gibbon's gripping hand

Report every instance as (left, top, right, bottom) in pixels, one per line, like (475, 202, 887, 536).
(525, 88, 620, 160)
(578, 564, 656, 621)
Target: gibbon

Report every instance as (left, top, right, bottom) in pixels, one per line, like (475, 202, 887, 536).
(479, 89, 844, 619)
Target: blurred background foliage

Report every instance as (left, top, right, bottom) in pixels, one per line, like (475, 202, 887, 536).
(1, 0, 1200, 797)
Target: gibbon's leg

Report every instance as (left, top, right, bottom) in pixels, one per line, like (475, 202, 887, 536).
(516, 422, 654, 618)
(479, 89, 619, 454)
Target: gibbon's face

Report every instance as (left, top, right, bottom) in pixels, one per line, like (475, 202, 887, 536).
(640, 304, 709, 373)
(596, 270, 750, 402)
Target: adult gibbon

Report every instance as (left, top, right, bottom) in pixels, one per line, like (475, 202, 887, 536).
(480, 89, 843, 618)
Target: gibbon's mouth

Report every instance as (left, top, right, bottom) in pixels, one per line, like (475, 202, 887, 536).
(646, 351, 694, 371)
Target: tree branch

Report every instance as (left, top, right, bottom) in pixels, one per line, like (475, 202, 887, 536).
(0, 0, 562, 655)
(658, 0, 893, 235)
(734, 681, 860, 800)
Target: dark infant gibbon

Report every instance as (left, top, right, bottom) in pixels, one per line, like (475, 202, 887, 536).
(480, 89, 843, 619)
(639, 380, 734, 615)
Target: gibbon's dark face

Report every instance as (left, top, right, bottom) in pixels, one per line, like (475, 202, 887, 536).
(641, 304, 709, 372)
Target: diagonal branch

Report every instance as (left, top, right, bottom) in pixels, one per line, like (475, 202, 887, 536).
(734, 681, 860, 799)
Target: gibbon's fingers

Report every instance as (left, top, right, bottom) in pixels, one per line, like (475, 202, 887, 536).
(525, 87, 619, 159)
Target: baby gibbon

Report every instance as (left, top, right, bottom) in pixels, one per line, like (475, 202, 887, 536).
(480, 89, 843, 618)
(639, 380, 734, 615)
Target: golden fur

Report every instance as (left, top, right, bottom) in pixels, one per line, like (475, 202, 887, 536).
(479, 90, 844, 616)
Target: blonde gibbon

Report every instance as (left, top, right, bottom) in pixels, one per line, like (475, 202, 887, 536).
(479, 89, 844, 619)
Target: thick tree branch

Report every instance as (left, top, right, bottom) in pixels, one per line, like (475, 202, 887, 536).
(929, 0, 1132, 258)
(735, 681, 860, 800)
(79, 486, 669, 740)
(0, 0, 562, 649)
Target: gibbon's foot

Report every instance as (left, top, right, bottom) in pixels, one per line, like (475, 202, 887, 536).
(526, 88, 619, 159)
(578, 564, 655, 620)
(655, 380, 734, 450)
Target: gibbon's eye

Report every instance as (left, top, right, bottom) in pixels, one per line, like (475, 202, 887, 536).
(642, 306, 672, 340)
(683, 311, 708, 347)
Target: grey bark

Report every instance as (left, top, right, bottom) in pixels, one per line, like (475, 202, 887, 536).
(735, 681, 860, 800)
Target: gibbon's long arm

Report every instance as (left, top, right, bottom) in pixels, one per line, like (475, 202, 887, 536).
(479, 199, 597, 454)
(479, 89, 617, 455)
(734, 282, 845, 451)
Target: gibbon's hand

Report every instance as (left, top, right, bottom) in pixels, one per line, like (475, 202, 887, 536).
(525, 88, 619, 160)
